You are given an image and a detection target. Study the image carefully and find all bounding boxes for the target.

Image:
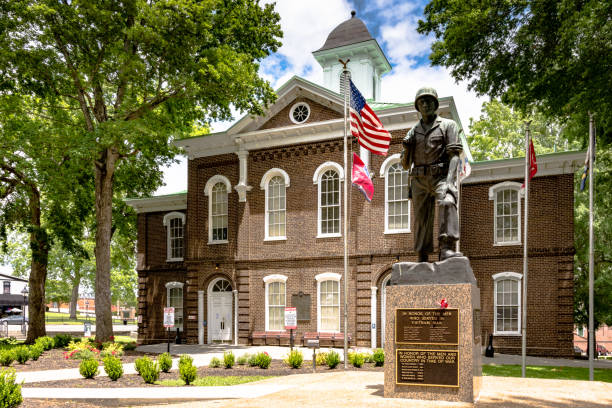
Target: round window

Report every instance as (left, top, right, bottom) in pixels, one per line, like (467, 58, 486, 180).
(290, 102, 310, 124)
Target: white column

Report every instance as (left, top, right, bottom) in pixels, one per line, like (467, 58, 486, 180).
(360, 147, 371, 175)
(371, 286, 378, 348)
(233, 290, 238, 346)
(198, 291, 204, 345)
(234, 141, 252, 202)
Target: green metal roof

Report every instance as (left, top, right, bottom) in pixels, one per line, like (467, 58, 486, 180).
(471, 150, 585, 165)
(125, 190, 187, 201)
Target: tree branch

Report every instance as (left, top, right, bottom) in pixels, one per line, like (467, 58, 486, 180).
(122, 89, 184, 121)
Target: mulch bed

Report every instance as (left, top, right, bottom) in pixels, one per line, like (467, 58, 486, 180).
(24, 359, 384, 388)
(9, 349, 159, 372)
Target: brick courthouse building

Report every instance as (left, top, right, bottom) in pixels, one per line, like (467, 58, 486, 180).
(127, 15, 582, 357)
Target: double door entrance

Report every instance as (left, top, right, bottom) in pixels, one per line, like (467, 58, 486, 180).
(207, 278, 233, 343)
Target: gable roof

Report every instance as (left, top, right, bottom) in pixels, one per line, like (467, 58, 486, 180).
(315, 14, 373, 52)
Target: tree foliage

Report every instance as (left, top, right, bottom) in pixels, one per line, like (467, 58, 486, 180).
(418, 0, 612, 147)
(0, 0, 282, 340)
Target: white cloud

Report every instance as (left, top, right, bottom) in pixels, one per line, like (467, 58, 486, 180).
(380, 17, 433, 61)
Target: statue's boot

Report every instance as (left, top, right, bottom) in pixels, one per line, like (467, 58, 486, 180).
(439, 237, 463, 261)
(418, 252, 429, 263)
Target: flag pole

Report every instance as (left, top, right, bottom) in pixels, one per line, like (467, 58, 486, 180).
(340, 59, 350, 370)
(588, 112, 595, 381)
(521, 121, 531, 378)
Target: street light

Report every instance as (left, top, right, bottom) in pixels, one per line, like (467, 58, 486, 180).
(20, 286, 28, 334)
(85, 299, 89, 322)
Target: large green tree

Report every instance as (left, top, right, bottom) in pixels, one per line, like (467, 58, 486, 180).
(418, 0, 612, 147)
(0, 0, 282, 340)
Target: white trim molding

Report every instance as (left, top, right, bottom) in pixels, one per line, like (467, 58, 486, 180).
(315, 272, 341, 282)
(489, 181, 522, 246)
(289, 101, 311, 124)
(488, 181, 524, 200)
(165, 281, 184, 290)
(205, 175, 232, 196)
(162, 212, 185, 262)
(314, 162, 343, 238)
(260, 168, 291, 190)
(263, 274, 288, 284)
(205, 175, 231, 244)
(313, 161, 344, 184)
(261, 169, 290, 241)
(379, 153, 401, 177)
(492, 272, 522, 336)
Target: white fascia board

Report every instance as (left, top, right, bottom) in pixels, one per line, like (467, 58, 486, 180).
(125, 194, 187, 214)
(463, 151, 585, 184)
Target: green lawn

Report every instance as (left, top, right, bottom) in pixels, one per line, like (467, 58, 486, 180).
(483, 364, 612, 382)
(45, 311, 132, 325)
(157, 376, 271, 386)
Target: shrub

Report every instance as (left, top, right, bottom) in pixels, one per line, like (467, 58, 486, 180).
(178, 354, 193, 367)
(248, 354, 259, 367)
(209, 357, 221, 368)
(28, 345, 43, 361)
(100, 342, 124, 358)
(256, 352, 271, 369)
(35, 336, 54, 351)
(223, 351, 235, 369)
(53, 334, 72, 349)
(179, 361, 197, 385)
(0, 368, 22, 408)
(373, 349, 384, 367)
(237, 354, 249, 365)
(13, 347, 28, 365)
(0, 338, 18, 346)
(79, 358, 99, 379)
(0, 351, 15, 367)
(284, 350, 303, 369)
(122, 341, 137, 351)
(325, 350, 341, 369)
(363, 353, 374, 364)
(103, 356, 123, 381)
(138, 359, 160, 384)
(134, 356, 151, 375)
(158, 352, 172, 373)
(315, 351, 327, 366)
(351, 353, 364, 368)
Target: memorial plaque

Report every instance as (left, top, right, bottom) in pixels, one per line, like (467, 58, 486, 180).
(292, 292, 311, 321)
(395, 308, 458, 345)
(396, 349, 459, 387)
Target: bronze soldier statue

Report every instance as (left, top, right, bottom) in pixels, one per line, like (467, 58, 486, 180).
(401, 87, 463, 262)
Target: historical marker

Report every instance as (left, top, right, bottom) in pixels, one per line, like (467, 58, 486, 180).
(396, 349, 459, 387)
(395, 308, 459, 345)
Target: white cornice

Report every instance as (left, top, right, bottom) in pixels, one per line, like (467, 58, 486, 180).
(125, 193, 187, 214)
(463, 151, 584, 184)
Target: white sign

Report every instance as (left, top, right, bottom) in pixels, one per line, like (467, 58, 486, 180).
(163, 307, 175, 328)
(285, 307, 297, 330)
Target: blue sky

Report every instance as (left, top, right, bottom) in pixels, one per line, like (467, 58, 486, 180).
(157, 0, 487, 195)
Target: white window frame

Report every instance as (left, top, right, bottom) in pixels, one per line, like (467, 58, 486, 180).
(289, 102, 311, 124)
(313, 162, 344, 238)
(380, 154, 411, 234)
(260, 168, 290, 241)
(165, 281, 184, 331)
(163, 212, 185, 262)
(492, 272, 522, 336)
(263, 274, 288, 331)
(315, 272, 341, 333)
(205, 175, 232, 244)
(489, 181, 524, 246)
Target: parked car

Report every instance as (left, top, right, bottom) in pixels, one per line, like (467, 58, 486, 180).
(0, 315, 28, 325)
(596, 344, 608, 357)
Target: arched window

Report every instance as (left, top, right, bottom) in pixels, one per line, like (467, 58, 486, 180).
(205, 175, 231, 244)
(165, 281, 184, 330)
(380, 154, 410, 233)
(489, 182, 522, 245)
(261, 168, 290, 240)
(263, 274, 287, 331)
(313, 162, 344, 238)
(493, 272, 522, 335)
(315, 272, 341, 332)
(163, 212, 185, 261)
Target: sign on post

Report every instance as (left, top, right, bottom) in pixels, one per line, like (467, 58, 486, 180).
(284, 307, 297, 330)
(163, 307, 175, 328)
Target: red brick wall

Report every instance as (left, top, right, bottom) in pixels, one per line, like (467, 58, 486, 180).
(258, 97, 342, 130)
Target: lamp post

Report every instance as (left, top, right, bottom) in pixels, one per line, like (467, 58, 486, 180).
(85, 299, 89, 322)
(20, 286, 28, 334)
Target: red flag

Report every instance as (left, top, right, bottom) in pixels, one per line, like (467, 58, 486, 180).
(351, 153, 374, 201)
(522, 138, 538, 188)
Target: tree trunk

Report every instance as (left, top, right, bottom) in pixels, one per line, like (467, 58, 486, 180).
(25, 190, 49, 344)
(93, 147, 119, 342)
(69, 271, 81, 320)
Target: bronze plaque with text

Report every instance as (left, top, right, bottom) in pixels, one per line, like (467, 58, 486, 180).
(291, 293, 311, 321)
(396, 349, 459, 387)
(395, 308, 458, 345)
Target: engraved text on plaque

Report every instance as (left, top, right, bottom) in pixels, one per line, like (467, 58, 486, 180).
(396, 349, 459, 387)
(395, 308, 459, 345)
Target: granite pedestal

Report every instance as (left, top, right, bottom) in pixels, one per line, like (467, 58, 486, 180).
(383, 257, 482, 403)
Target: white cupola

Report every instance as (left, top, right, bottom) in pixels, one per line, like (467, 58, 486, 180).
(312, 10, 391, 100)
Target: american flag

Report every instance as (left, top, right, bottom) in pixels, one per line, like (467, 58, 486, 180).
(349, 80, 391, 156)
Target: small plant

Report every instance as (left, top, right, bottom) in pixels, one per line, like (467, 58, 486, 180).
(351, 353, 364, 368)
(284, 349, 303, 369)
(103, 355, 123, 381)
(326, 350, 341, 369)
(0, 351, 15, 367)
(315, 351, 327, 366)
(179, 361, 197, 385)
(35, 336, 54, 351)
(100, 342, 124, 358)
(256, 352, 271, 369)
(28, 345, 44, 361)
(53, 334, 72, 348)
(134, 356, 150, 375)
(0, 338, 18, 346)
(139, 359, 160, 384)
(79, 358, 99, 379)
(209, 357, 221, 368)
(158, 352, 172, 373)
(373, 348, 384, 367)
(122, 341, 137, 351)
(178, 354, 193, 367)
(0, 368, 22, 408)
(248, 354, 259, 367)
(13, 347, 29, 365)
(363, 353, 374, 364)
(223, 351, 235, 369)
(237, 353, 249, 365)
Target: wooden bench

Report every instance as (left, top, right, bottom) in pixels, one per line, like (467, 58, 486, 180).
(250, 331, 291, 346)
(303, 332, 352, 347)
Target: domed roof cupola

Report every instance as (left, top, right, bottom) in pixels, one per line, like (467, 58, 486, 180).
(312, 11, 391, 100)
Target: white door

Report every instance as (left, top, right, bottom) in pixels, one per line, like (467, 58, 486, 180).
(381, 274, 391, 348)
(208, 279, 233, 343)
